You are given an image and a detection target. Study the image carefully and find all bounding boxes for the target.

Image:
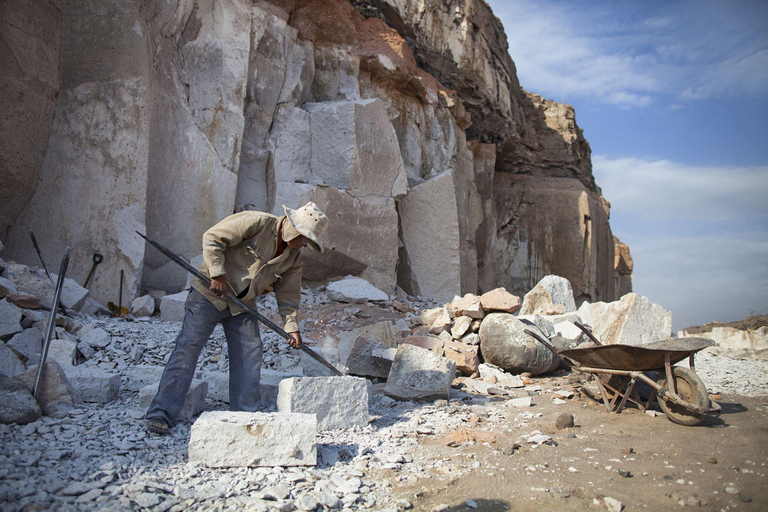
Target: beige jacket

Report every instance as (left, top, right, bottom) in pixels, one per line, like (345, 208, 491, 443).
(190, 211, 303, 333)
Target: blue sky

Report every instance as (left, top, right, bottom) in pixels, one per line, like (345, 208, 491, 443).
(486, 0, 768, 330)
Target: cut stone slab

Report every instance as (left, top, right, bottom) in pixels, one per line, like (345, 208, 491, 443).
(62, 366, 120, 403)
(338, 336, 392, 379)
(46, 339, 78, 367)
(402, 335, 444, 354)
(0, 299, 23, 341)
(588, 293, 672, 346)
(131, 295, 155, 317)
(7, 328, 42, 367)
(442, 341, 479, 376)
(479, 288, 522, 314)
(326, 276, 388, 304)
(188, 411, 317, 467)
(520, 275, 577, 316)
(0, 341, 26, 377)
(478, 313, 557, 375)
(79, 327, 111, 349)
(15, 361, 79, 411)
(122, 365, 164, 392)
(384, 344, 456, 401)
(450, 294, 485, 319)
(0, 374, 42, 424)
(277, 376, 368, 430)
(138, 380, 207, 420)
(160, 291, 189, 322)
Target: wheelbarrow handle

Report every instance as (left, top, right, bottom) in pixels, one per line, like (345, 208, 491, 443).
(574, 322, 602, 346)
(524, 329, 579, 369)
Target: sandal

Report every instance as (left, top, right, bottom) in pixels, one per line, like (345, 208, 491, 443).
(146, 417, 170, 435)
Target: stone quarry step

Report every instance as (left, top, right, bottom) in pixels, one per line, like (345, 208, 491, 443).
(188, 411, 316, 468)
(277, 376, 369, 430)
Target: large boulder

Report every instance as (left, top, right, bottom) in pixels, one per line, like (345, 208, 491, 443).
(14, 361, 79, 413)
(478, 312, 557, 375)
(0, 374, 42, 424)
(586, 293, 672, 346)
(520, 275, 577, 316)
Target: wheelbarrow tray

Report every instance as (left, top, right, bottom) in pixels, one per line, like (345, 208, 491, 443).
(558, 337, 715, 372)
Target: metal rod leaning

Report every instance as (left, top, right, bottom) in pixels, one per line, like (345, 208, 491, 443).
(136, 232, 342, 376)
(34, 246, 71, 398)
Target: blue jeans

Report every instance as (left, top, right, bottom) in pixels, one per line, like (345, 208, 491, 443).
(146, 288, 263, 425)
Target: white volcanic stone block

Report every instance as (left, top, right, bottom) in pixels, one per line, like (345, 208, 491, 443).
(398, 171, 461, 301)
(46, 339, 78, 367)
(451, 316, 473, 339)
(326, 276, 388, 304)
(138, 380, 207, 420)
(384, 344, 456, 401)
(520, 275, 577, 316)
(63, 366, 120, 403)
(188, 411, 317, 467)
(588, 293, 672, 346)
(277, 376, 368, 431)
(131, 295, 155, 317)
(261, 368, 303, 410)
(160, 291, 189, 322)
(0, 299, 23, 341)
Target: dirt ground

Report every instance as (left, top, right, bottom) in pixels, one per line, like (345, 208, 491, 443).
(380, 392, 768, 512)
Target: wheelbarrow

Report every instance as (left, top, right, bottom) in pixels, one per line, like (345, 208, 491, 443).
(525, 323, 721, 426)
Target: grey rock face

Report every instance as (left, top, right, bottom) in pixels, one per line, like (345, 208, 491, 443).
(300, 346, 341, 377)
(478, 312, 557, 376)
(0, 374, 42, 424)
(0, 299, 23, 341)
(188, 411, 317, 467)
(7, 328, 43, 368)
(0, 341, 25, 377)
(277, 376, 368, 430)
(384, 344, 456, 401)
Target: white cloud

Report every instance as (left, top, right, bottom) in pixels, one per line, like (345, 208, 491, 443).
(487, 0, 768, 107)
(593, 155, 768, 222)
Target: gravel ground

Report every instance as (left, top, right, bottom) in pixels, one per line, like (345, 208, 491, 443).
(1, 288, 767, 512)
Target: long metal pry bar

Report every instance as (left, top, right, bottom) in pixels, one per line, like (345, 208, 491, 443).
(136, 232, 342, 376)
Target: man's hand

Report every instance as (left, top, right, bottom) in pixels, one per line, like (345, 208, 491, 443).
(210, 275, 228, 298)
(287, 331, 302, 349)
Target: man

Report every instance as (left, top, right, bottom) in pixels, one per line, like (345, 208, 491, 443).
(145, 202, 329, 434)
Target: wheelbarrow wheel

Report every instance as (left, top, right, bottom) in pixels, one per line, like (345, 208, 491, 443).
(656, 367, 710, 426)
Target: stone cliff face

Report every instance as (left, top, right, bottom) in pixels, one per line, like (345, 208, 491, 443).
(1, 0, 624, 306)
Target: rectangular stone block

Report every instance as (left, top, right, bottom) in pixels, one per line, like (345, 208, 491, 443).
(188, 411, 316, 467)
(384, 344, 456, 401)
(277, 376, 368, 430)
(138, 379, 207, 420)
(47, 339, 78, 367)
(62, 365, 120, 403)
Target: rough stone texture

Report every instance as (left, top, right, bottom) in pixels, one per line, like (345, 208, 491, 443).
(46, 338, 77, 367)
(0, 277, 17, 297)
(131, 295, 155, 317)
(138, 380, 208, 421)
(402, 336, 444, 354)
(2, 264, 89, 311)
(277, 376, 368, 430)
(398, 171, 461, 301)
(450, 294, 484, 319)
(15, 361, 78, 409)
(478, 312, 557, 375)
(7, 328, 42, 368)
(0, 341, 25, 377)
(384, 344, 456, 401)
(0, 299, 23, 340)
(79, 327, 111, 349)
(428, 308, 452, 335)
(188, 411, 317, 468)
(485, 176, 614, 305)
(614, 236, 633, 298)
(62, 365, 120, 403)
(261, 368, 303, 410)
(442, 341, 479, 376)
(680, 325, 768, 360)
(160, 291, 189, 323)
(479, 288, 522, 314)
(0, 374, 42, 425)
(587, 293, 673, 346)
(326, 276, 388, 304)
(520, 275, 577, 316)
(0, 0, 60, 240)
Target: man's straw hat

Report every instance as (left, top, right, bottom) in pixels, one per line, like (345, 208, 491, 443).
(282, 202, 329, 252)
